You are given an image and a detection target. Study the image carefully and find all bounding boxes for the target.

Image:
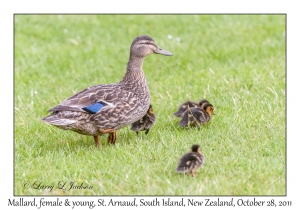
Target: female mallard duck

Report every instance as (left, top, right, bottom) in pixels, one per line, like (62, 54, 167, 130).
(176, 144, 205, 177)
(42, 35, 172, 147)
(130, 104, 156, 135)
(178, 100, 214, 127)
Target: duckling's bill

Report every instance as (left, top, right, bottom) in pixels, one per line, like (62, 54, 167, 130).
(155, 46, 173, 56)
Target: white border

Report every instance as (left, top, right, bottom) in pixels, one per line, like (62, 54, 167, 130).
(2, 0, 299, 209)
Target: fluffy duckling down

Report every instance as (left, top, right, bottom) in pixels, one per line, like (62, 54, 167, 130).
(173, 101, 199, 118)
(130, 105, 156, 135)
(173, 99, 212, 118)
(178, 100, 214, 127)
(176, 144, 205, 177)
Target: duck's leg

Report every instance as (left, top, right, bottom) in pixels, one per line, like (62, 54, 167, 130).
(111, 132, 117, 144)
(191, 169, 195, 177)
(94, 136, 100, 147)
(99, 128, 117, 144)
(107, 132, 117, 144)
(145, 129, 150, 135)
(108, 133, 114, 143)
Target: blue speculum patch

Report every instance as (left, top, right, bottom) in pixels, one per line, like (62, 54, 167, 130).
(82, 102, 106, 114)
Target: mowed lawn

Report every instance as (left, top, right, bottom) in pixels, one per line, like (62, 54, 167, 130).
(14, 15, 285, 195)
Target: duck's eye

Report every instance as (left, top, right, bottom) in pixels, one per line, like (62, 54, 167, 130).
(147, 41, 151, 45)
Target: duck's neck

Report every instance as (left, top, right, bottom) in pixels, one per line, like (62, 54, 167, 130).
(120, 56, 148, 89)
(119, 56, 150, 106)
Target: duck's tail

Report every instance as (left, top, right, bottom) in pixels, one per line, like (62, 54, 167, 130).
(176, 166, 190, 173)
(42, 115, 77, 126)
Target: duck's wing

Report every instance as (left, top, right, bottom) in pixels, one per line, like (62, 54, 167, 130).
(178, 110, 189, 126)
(48, 84, 128, 113)
(176, 153, 195, 172)
(144, 119, 154, 130)
(194, 109, 207, 123)
(44, 84, 141, 129)
(130, 120, 144, 132)
(147, 113, 156, 123)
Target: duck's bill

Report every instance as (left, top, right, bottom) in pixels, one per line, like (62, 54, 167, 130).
(155, 46, 173, 56)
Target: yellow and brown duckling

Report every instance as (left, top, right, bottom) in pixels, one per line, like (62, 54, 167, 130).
(178, 100, 214, 127)
(130, 105, 156, 135)
(176, 144, 205, 177)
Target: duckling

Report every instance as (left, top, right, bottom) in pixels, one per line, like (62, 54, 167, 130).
(176, 144, 205, 177)
(130, 105, 156, 135)
(174, 98, 211, 118)
(173, 101, 199, 118)
(178, 100, 214, 127)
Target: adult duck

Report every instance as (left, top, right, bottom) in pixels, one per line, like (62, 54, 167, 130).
(42, 35, 172, 147)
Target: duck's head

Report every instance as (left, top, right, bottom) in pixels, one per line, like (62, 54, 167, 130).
(199, 99, 209, 108)
(130, 35, 173, 58)
(191, 144, 202, 154)
(148, 104, 154, 115)
(203, 103, 214, 116)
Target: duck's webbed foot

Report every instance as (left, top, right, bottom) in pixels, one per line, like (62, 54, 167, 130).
(100, 128, 117, 144)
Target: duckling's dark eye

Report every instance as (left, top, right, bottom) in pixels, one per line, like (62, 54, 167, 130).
(147, 41, 151, 45)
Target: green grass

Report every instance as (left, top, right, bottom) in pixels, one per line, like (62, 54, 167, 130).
(14, 14, 285, 195)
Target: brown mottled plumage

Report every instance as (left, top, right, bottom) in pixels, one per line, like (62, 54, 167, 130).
(176, 144, 205, 177)
(130, 104, 156, 135)
(42, 35, 172, 147)
(178, 100, 214, 127)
